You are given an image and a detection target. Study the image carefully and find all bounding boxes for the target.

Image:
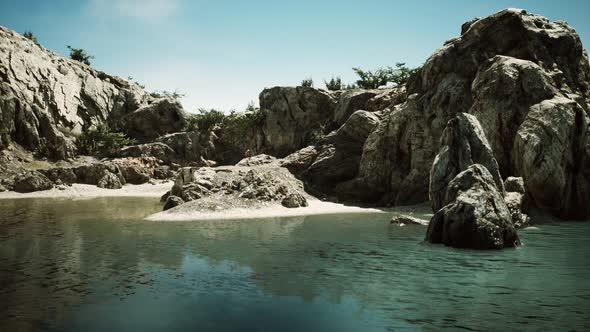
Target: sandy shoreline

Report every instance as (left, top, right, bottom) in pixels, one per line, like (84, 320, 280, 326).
(0, 183, 430, 221)
(0, 181, 173, 200)
(147, 198, 388, 221)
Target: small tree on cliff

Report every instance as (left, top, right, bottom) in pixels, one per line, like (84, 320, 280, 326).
(23, 31, 39, 45)
(324, 77, 343, 91)
(67, 45, 94, 65)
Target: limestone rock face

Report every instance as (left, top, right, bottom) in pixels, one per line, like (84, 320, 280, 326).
(0, 26, 148, 159)
(346, 9, 590, 219)
(259, 87, 337, 157)
(426, 164, 520, 249)
(156, 131, 216, 163)
(429, 113, 504, 212)
(280, 146, 319, 175)
(13, 170, 53, 192)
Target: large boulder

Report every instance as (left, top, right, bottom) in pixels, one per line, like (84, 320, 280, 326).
(13, 170, 53, 192)
(333, 90, 379, 125)
(97, 171, 123, 189)
(429, 113, 504, 211)
(344, 9, 590, 219)
(0, 26, 148, 159)
(259, 86, 337, 156)
(156, 131, 216, 163)
(303, 110, 380, 193)
(425, 164, 520, 249)
(121, 98, 188, 141)
(163, 165, 309, 212)
(513, 97, 590, 219)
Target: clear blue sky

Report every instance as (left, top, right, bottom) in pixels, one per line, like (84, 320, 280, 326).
(1, 0, 589, 112)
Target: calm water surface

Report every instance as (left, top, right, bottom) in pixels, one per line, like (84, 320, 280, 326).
(0, 197, 589, 331)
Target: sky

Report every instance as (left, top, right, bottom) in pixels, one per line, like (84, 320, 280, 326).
(1, 0, 589, 113)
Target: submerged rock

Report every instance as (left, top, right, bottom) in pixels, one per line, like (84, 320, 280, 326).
(390, 215, 429, 226)
(426, 164, 520, 249)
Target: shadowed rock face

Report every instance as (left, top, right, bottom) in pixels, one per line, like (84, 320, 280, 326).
(0, 26, 186, 159)
(429, 113, 504, 212)
(259, 86, 337, 157)
(426, 164, 520, 249)
(342, 8, 590, 219)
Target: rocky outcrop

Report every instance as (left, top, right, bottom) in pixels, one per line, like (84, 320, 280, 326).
(259, 87, 337, 156)
(121, 98, 188, 141)
(13, 170, 53, 192)
(0, 26, 188, 160)
(343, 9, 590, 219)
(236, 154, 277, 167)
(429, 113, 504, 212)
(156, 131, 216, 164)
(162, 164, 309, 213)
(426, 164, 520, 249)
(304, 110, 380, 194)
(118, 142, 176, 163)
(333, 90, 379, 125)
(97, 171, 123, 189)
(513, 97, 590, 219)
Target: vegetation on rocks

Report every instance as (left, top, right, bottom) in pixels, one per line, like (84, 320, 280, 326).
(149, 90, 186, 99)
(352, 62, 418, 89)
(67, 45, 94, 65)
(301, 78, 314, 88)
(76, 124, 136, 157)
(324, 77, 343, 91)
(23, 31, 39, 45)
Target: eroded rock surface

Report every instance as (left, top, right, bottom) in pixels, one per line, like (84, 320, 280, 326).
(344, 9, 590, 219)
(426, 164, 520, 249)
(162, 165, 309, 213)
(429, 113, 504, 212)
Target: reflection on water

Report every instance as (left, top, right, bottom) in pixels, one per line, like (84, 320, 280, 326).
(0, 198, 589, 331)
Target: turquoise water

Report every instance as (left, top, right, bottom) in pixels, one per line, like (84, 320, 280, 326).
(0, 198, 589, 331)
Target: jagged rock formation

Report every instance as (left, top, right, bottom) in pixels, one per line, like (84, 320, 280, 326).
(429, 113, 504, 212)
(0, 26, 186, 159)
(504, 176, 531, 229)
(426, 164, 520, 249)
(338, 8, 590, 219)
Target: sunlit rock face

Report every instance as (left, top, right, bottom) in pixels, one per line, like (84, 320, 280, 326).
(342, 8, 590, 219)
(0, 26, 186, 159)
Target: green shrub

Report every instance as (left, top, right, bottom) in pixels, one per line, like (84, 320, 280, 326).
(301, 78, 314, 88)
(77, 124, 136, 156)
(150, 90, 185, 99)
(23, 31, 39, 45)
(67, 45, 94, 65)
(186, 109, 226, 132)
(352, 62, 418, 89)
(324, 77, 342, 91)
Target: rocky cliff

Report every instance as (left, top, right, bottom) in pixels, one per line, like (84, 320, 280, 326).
(0, 26, 186, 160)
(335, 8, 590, 219)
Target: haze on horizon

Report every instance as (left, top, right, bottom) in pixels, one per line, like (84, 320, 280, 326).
(1, 0, 589, 113)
